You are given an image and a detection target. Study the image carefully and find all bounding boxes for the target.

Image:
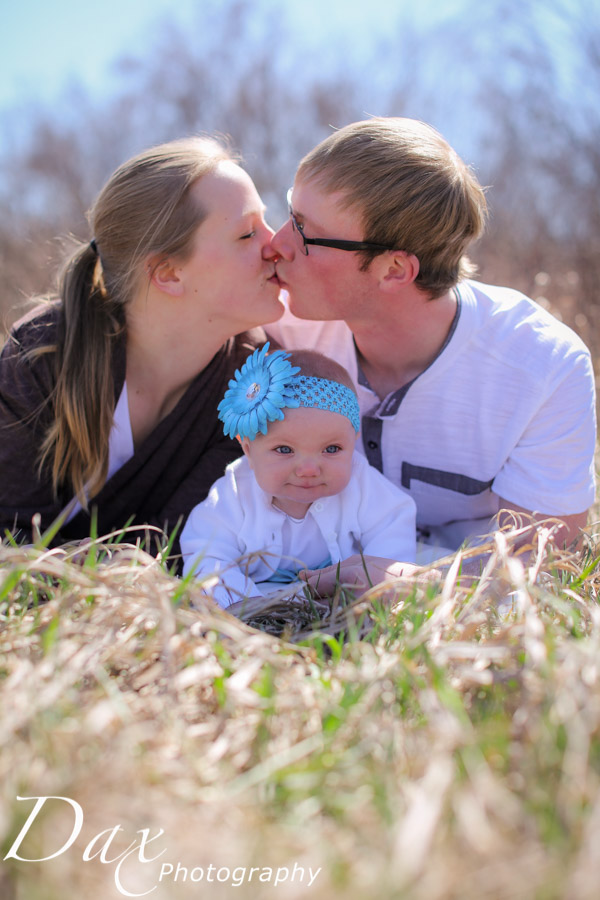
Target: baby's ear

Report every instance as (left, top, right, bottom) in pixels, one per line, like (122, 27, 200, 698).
(239, 436, 252, 460)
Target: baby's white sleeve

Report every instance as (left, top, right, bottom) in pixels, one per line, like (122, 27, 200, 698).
(180, 476, 262, 608)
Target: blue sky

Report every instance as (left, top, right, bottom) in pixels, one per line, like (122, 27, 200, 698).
(1, 0, 588, 181)
(1, 0, 472, 113)
(2, 0, 201, 110)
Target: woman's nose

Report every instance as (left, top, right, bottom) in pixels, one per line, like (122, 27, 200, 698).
(260, 219, 276, 254)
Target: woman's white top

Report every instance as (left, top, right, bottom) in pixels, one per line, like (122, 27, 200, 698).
(62, 384, 134, 523)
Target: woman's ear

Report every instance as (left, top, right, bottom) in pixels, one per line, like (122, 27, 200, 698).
(146, 255, 185, 297)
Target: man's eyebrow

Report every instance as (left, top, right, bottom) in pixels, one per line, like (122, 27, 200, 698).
(291, 202, 313, 229)
(290, 195, 330, 237)
(288, 193, 304, 221)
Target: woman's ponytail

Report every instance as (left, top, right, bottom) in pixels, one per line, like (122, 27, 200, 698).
(39, 241, 124, 503)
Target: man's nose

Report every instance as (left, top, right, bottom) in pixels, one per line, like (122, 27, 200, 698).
(270, 220, 295, 261)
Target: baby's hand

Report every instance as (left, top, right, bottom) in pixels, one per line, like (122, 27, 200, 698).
(300, 555, 426, 597)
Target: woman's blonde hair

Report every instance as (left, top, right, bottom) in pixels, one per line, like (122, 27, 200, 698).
(297, 117, 488, 298)
(39, 136, 235, 504)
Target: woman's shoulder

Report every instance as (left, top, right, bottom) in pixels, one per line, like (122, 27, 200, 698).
(4, 301, 61, 355)
(0, 303, 60, 415)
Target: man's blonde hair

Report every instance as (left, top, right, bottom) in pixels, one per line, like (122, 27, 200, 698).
(297, 117, 487, 298)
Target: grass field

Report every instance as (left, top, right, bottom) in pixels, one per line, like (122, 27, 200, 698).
(1, 517, 600, 899)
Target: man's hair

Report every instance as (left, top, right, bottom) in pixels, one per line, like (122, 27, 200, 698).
(296, 117, 488, 298)
(285, 349, 356, 394)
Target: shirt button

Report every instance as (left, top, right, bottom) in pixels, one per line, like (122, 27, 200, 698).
(314, 502, 323, 511)
(368, 440, 379, 449)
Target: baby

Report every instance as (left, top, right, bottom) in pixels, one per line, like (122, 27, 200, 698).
(180, 344, 416, 608)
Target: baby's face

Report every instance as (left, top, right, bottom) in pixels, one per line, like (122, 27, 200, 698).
(242, 406, 357, 518)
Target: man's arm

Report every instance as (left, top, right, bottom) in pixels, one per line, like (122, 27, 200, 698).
(300, 557, 429, 596)
(495, 499, 590, 551)
(300, 503, 591, 596)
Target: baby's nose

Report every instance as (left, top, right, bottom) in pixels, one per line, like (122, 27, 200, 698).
(295, 457, 320, 476)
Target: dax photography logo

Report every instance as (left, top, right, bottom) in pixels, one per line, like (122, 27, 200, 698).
(4, 795, 166, 897)
(4, 796, 322, 896)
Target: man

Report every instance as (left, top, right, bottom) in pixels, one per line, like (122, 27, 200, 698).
(266, 117, 596, 588)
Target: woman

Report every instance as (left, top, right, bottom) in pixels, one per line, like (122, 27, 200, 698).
(0, 137, 283, 560)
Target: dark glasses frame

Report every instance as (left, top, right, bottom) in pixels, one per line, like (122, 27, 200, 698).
(286, 188, 397, 256)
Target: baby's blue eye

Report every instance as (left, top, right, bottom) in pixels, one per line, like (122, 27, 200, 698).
(325, 445, 341, 454)
(275, 445, 293, 454)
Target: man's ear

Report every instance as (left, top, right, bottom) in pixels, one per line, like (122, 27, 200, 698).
(373, 251, 420, 292)
(146, 255, 185, 297)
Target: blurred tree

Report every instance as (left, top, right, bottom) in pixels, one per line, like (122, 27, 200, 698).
(465, 0, 600, 360)
(0, 0, 380, 327)
(0, 0, 598, 378)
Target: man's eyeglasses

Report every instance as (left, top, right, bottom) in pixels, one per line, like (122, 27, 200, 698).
(286, 189, 397, 256)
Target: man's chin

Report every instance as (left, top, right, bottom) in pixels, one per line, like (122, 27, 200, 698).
(287, 294, 322, 321)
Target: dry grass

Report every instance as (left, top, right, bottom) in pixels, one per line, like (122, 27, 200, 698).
(1, 521, 600, 899)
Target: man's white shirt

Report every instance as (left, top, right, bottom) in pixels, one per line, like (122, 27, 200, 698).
(266, 280, 597, 554)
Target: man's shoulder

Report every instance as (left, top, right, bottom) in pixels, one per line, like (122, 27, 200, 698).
(464, 280, 591, 361)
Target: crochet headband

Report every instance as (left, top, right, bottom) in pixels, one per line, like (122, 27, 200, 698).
(218, 343, 361, 441)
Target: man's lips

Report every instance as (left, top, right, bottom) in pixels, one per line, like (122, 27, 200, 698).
(272, 263, 287, 287)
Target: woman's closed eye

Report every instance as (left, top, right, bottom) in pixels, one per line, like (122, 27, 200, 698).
(239, 230, 256, 240)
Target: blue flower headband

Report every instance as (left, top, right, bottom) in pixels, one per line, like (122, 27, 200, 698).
(218, 343, 361, 440)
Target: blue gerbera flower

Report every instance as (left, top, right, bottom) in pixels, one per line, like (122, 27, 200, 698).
(218, 343, 301, 440)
